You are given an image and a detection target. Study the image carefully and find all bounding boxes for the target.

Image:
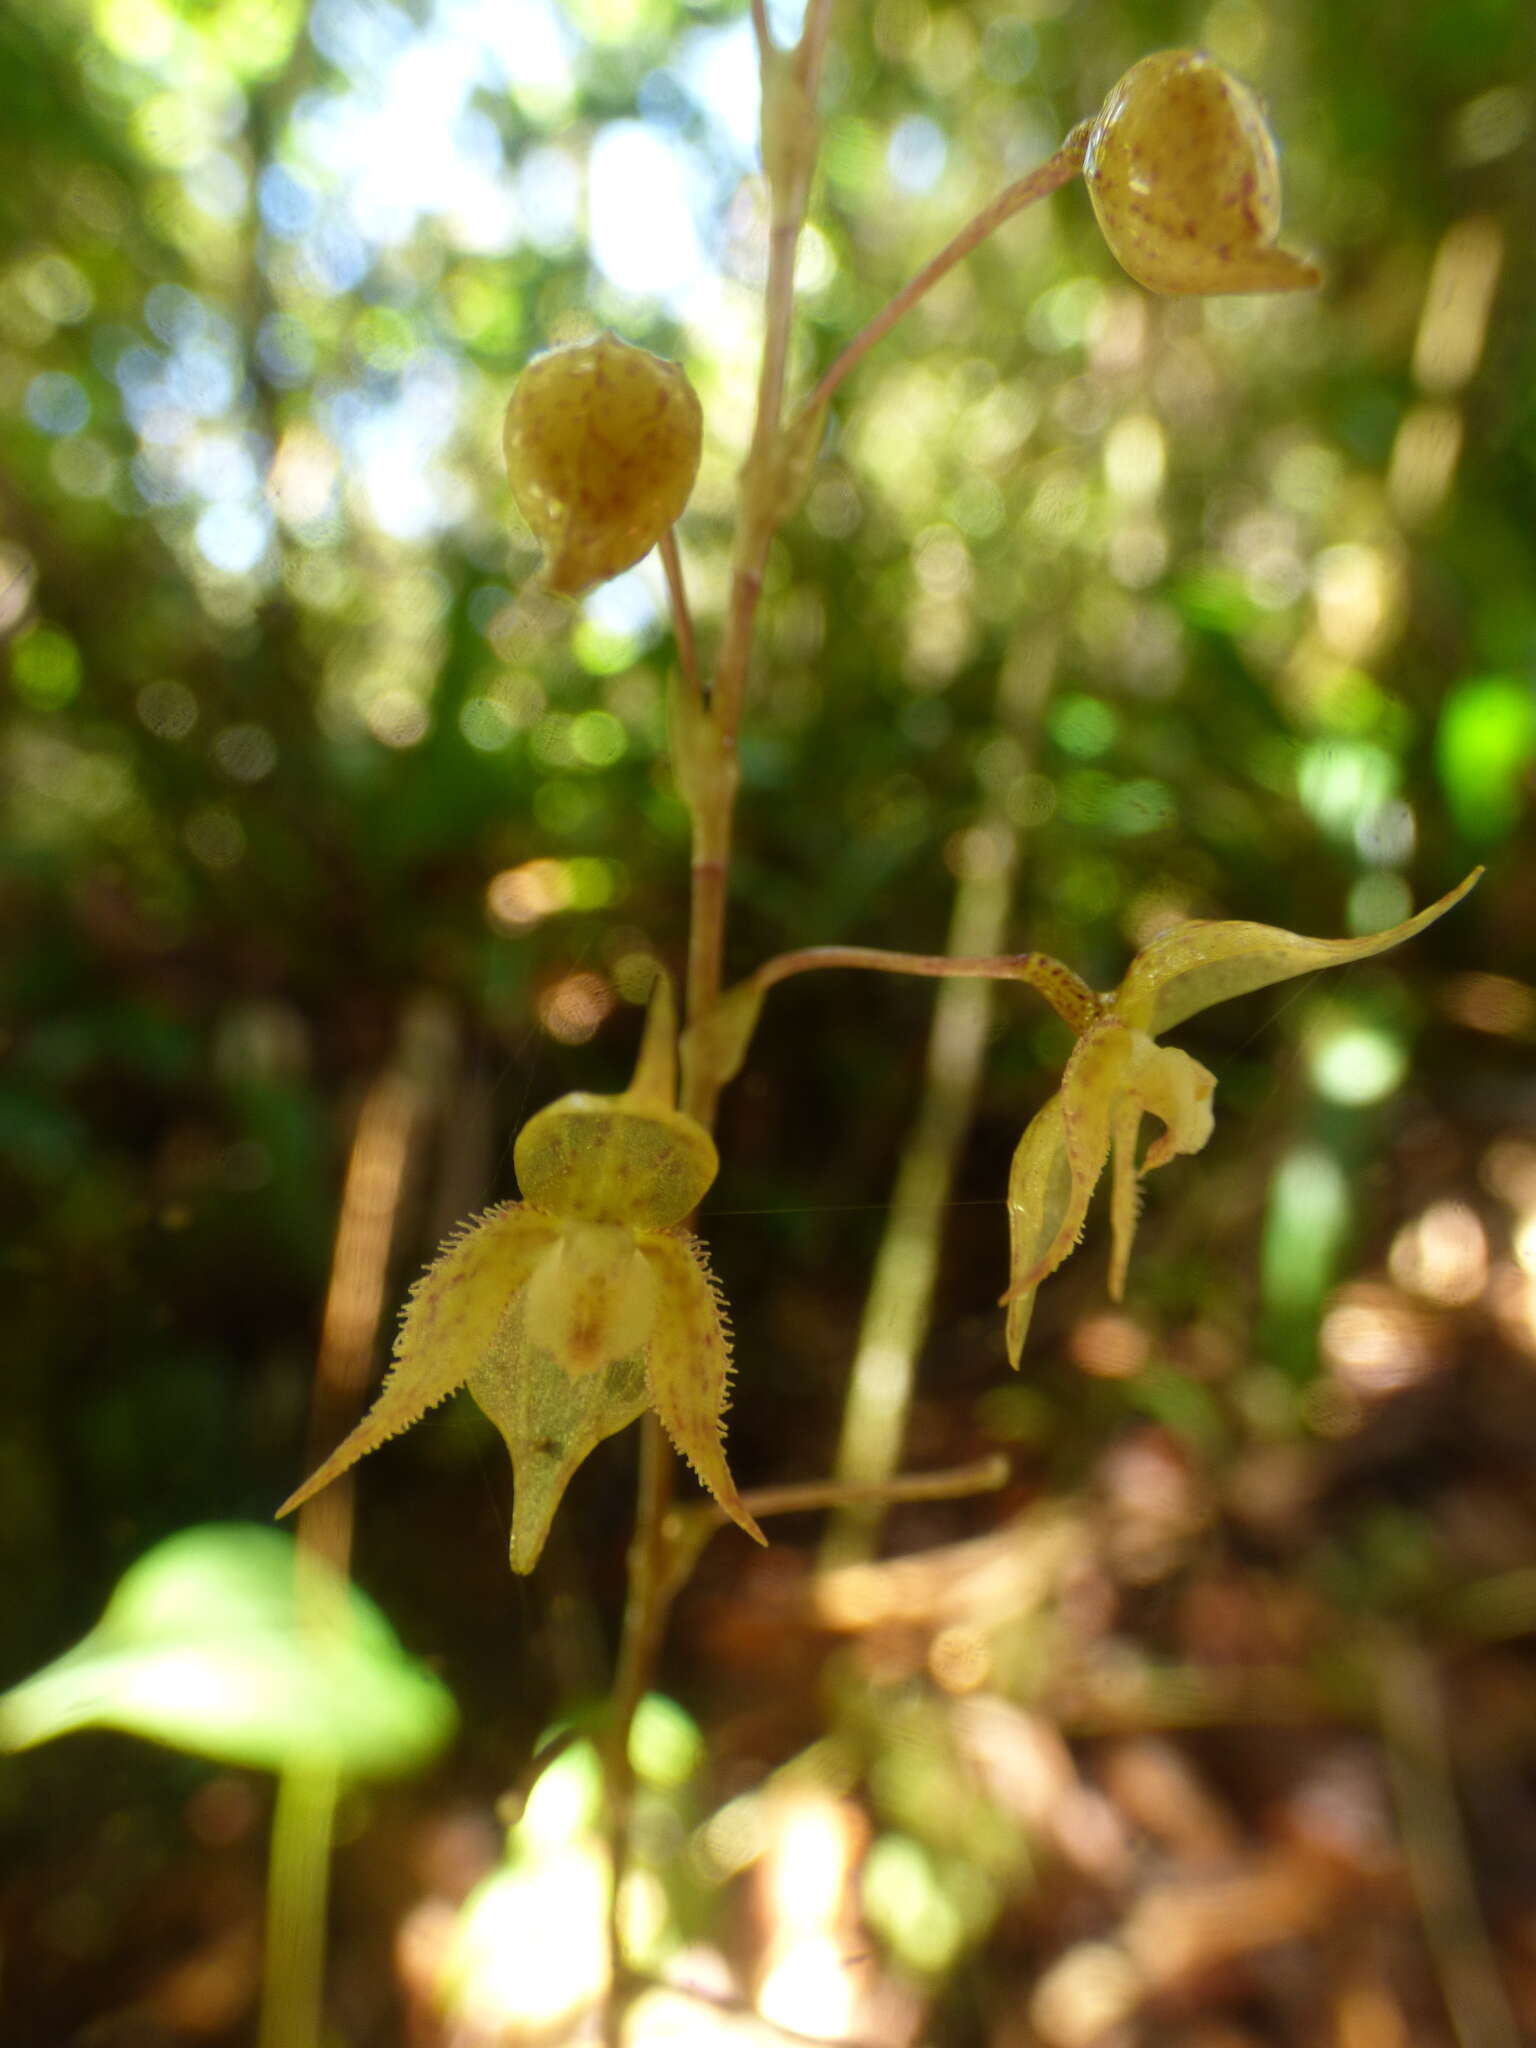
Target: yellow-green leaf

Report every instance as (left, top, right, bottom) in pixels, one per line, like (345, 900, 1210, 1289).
(0, 1526, 455, 1777)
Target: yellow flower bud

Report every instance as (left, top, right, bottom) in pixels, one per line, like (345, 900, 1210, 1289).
(503, 330, 703, 595)
(1085, 49, 1320, 297)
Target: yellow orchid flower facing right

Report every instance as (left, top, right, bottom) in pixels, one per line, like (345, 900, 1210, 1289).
(1002, 872, 1480, 1364)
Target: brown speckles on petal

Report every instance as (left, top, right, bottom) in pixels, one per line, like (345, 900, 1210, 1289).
(1084, 48, 1320, 297)
(504, 330, 703, 595)
(470, 1310, 650, 1574)
(514, 1094, 718, 1232)
(521, 1222, 658, 1376)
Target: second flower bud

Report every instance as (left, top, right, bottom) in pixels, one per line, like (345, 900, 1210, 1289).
(1085, 49, 1320, 297)
(504, 329, 703, 596)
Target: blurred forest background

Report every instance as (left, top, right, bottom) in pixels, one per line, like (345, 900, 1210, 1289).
(3, 0, 1536, 2041)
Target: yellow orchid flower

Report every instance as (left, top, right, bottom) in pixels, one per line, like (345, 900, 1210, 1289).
(1002, 872, 1480, 1364)
(279, 983, 763, 1572)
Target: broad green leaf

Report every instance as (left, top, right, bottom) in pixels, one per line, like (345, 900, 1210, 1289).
(0, 1525, 455, 1776)
(628, 1692, 703, 1789)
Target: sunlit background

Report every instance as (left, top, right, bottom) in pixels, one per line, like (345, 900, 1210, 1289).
(4, 0, 1536, 2039)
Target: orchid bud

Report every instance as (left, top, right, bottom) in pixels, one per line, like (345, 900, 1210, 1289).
(1085, 49, 1320, 297)
(503, 330, 703, 596)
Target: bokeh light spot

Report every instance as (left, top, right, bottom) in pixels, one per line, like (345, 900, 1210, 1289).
(539, 972, 614, 1044)
(1309, 1022, 1407, 1107)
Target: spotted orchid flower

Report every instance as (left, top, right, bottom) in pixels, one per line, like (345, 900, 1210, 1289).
(280, 984, 763, 1572)
(1002, 873, 1479, 1364)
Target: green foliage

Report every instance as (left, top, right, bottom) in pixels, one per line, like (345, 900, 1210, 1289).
(1435, 673, 1536, 845)
(0, 1524, 456, 1774)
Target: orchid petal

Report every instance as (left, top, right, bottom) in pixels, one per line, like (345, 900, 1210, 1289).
(1113, 871, 1481, 1037)
(520, 1222, 658, 1376)
(1107, 1092, 1145, 1304)
(278, 1205, 559, 1518)
(640, 1234, 765, 1546)
(1022, 1023, 1130, 1274)
(1106, 1040, 1217, 1298)
(1128, 1039, 1218, 1171)
(624, 966, 681, 1111)
(514, 1096, 718, 1232)
(280, 1196, 561, 1523)
(1000, 1021, 1134, 1349)
(1001, 1094, 1073, 1368)
(468, 1311, 650, 1574)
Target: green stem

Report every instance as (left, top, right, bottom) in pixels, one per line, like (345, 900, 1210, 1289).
(736, 1451, 1009, 1526)
(257, 1765, 339, 2048)
(681, 0, 834, 1093)
(600, 1409, 674, 2048)
(604, 7, 836, 2027)
(820, 845, 1023, 1570)
(750, 941, 1098, 1030)
(657, 527, 702, 712)
(797, 127, 1090, 425)
(1378, 1636, 1523, 2048)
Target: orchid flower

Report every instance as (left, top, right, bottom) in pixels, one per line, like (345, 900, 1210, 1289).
(279, 983, 763, 1572)
(1002, 873, 1480, 1364)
